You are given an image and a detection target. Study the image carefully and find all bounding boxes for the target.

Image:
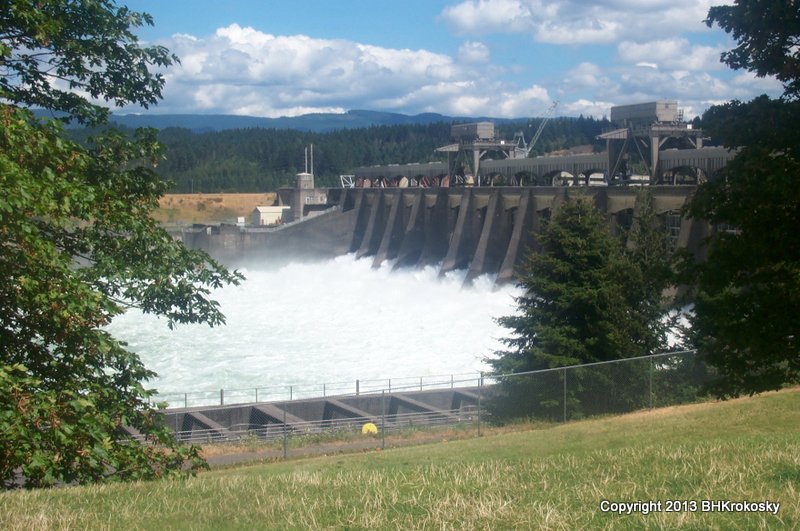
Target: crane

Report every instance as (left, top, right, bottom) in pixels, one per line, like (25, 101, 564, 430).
(514, 100, 559, 158)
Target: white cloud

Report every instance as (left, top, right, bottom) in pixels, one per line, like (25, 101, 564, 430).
(731, 71, 783, 94)
(156, 24, 465, 117)
(112, 0, 775, 123)
(441, 0, 532, 34)
(562, 62, 613, 90)
(618, 38, 726, 71)
(458, 41, 491, 63)
(440, 0, 722, 44)
(562, 99, 615, 119)
(141, 24, 548, 118)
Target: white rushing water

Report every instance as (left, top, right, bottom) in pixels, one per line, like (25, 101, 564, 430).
(106, 255, 523, 404)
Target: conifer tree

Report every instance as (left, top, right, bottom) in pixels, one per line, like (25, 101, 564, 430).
(683, 0, 800, 396)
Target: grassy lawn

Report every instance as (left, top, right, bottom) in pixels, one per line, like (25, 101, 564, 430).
(2, 389, 798, 529)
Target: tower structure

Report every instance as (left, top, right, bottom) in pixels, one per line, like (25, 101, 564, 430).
(599, 100, 703, 184)
(435, 122, 517, 186)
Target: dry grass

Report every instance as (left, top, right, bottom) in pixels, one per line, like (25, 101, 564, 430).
(153, 193, 278, 225)
(199, 421, 542, 461)
(1, 389, 797, 530)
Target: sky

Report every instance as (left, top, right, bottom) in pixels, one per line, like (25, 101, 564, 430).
(119, 0, 782, 120)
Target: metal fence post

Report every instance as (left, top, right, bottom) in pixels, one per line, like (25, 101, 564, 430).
(282, 407, 288, 459)
(255, 387, 258, 403)
(381, 390, 386, 450)
(184, 393, 187, 408)
(420, 376, 423, 391)
(220, 388, 224, 406)
(562, 368, 567, 423)
(649, 357, 654, 409)
(477, 373, 482, 437)
(356, 379, 360, 396)
(289, 385, 293, 401)
(323, 383, 326, 397)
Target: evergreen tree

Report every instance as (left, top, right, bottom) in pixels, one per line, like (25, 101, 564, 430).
(626, 189, 678, 354)
(494, 197, 653, 372)
(490, 196, 672, 419)
(682, 0, 800, 396)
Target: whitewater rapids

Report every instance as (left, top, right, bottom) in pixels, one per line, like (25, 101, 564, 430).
(106, 254, 522, 404)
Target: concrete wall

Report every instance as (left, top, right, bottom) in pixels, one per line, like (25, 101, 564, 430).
(175, 186, 707, 285)
(162, 386, 485, 439)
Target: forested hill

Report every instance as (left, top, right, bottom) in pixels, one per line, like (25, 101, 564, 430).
(74, 115, 611, 192)
(105, 109, 459, 133)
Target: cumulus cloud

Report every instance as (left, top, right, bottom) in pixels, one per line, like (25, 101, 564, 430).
(617, 38, 726, 71)
(440, 0, 721, 44)
(562, 99, 615, 119)
(112, 1, 776, 123)
(562, 62, 613, 90)
(441, 0, 532, 34)
(458, 41, 491, 63)
(730, 70, 784, 94)
(139, 24, 551, 118)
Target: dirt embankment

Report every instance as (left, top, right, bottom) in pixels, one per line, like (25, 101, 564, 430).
(155, 193, 278, 225)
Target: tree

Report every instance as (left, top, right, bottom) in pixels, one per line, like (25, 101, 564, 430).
(490, 196, 672, 419)
(706, 1, 800, 99)
(626, 188, 678, 352)
(1, 0, 177, 125)
(682, 1, 800, 397)
(1, 2, 241, 488)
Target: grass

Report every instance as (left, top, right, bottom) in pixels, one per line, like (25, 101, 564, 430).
(153, 193, 278, 225)
(200, 422, 513, 460)
(1, 389, 798, 529)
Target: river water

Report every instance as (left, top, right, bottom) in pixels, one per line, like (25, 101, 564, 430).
(106, 254, 523, 406)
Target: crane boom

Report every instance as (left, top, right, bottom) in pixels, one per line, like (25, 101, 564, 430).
(516, 100, 558, 158)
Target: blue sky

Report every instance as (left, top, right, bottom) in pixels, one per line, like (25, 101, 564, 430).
(120, 0, 781, 119)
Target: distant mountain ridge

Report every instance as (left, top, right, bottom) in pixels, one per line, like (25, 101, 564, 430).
(103, 109, 522, 133)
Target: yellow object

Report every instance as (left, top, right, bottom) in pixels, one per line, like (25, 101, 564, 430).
(361, 422, 378, 435)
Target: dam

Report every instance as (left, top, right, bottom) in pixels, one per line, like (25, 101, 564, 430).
(177, 101, 734, 281)
(178, 184, 711, 285)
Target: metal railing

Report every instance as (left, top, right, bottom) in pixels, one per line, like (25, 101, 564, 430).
(153, 371, 484, 409)
(160, 407, 477, 446)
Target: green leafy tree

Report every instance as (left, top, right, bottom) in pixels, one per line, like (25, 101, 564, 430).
(490, 197, 672, 419)
(0, 2, 241, 488)
(682, 1, 800, 397)
(706, 0, 800, 99)
(1, 0, 177, 125)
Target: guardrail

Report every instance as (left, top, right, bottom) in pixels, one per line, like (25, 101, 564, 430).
(155, 407, 477, 446)
(153, 371, 485, 409)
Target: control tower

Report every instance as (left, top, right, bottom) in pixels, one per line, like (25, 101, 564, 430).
(435, 122, 517, 186)
(599, 100, 703, 183)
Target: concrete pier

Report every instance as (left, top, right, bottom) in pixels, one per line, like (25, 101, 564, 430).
(162, 386, 484, 442)
(177, 185, 708, 286)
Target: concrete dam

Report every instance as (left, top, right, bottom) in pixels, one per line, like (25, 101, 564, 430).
(178, 101, 729, 282)
(178, 185, 709, 285)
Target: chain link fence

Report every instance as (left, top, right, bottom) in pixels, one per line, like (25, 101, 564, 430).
(485, 350, 710, 422)
(153, 350, 710, 459)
